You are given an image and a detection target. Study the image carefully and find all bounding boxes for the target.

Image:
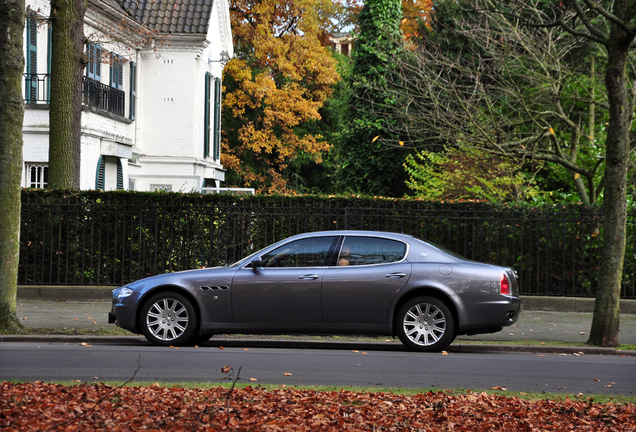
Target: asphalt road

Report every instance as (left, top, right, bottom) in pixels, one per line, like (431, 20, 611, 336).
(2, 341, 634, 396)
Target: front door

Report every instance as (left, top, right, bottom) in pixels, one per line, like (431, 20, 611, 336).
(231, 236, 337, 323)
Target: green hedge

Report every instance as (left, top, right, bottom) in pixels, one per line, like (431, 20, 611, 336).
(18, 189, 636, 298)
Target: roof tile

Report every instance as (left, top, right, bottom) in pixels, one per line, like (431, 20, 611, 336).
(121, 0, 213, 34)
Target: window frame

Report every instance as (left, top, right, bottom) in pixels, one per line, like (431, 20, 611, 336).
(336, 236, 408, 267)
(260, 236, 338, 268)
(25, 163, 48, 189)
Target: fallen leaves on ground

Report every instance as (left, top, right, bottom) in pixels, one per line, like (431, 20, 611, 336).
(1, 381, 635, 431)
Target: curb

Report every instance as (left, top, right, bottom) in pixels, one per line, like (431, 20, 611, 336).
(2, 334, 633, 356)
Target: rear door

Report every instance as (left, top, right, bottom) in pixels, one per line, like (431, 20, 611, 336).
(322, 236, 411, 324)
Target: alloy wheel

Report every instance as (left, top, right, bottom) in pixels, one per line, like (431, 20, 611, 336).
(402, 302, 447, 347)
(145, 297, 190, 342)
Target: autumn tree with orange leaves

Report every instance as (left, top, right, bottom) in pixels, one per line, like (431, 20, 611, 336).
(400, 0, 432, 39)
(222, 0, 341, 193)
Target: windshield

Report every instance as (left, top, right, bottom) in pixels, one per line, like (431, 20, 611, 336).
(228, 245, 271, 268)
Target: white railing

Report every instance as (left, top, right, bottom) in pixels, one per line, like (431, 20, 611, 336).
(199, 187, 255, 195)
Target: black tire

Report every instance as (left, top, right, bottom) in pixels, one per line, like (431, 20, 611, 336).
(139, 292, 197, 346)
(396, 296, 455, 352)
(187, 334, 213, 346)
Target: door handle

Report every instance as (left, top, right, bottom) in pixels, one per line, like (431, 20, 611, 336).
(386, 273, 406, 278)
(299, 274, 319, 280)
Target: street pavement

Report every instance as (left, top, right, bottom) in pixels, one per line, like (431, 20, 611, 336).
(4, 299, 636, 353)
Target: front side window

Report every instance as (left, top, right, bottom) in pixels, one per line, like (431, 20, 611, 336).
(261, 236, 337, 268)
(337, 237, 407, 266)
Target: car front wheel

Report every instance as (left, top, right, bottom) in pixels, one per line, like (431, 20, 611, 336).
(396, 296, 455, 352)
(140, 292, 197, 346)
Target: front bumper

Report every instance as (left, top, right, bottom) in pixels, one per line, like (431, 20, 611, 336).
(110, 286, 140, 333)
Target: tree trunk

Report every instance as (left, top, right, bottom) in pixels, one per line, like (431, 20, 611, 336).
(587, 40, 631, 347)
(0, 0, 25, 329)
(49, 0, 85, 189)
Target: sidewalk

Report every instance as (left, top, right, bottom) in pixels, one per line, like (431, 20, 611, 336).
(6, 299, 636, 351)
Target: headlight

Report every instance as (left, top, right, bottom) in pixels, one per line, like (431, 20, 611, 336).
(118, 287, 134, 298)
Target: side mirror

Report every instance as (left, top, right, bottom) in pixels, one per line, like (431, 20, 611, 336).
(251, 258, 264, 269)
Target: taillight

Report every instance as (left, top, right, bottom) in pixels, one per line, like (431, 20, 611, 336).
(500, 271, 510, 295)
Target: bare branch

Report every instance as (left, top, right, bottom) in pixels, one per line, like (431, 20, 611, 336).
(579, 0, 633, 36)
(565, 0, 610, 40)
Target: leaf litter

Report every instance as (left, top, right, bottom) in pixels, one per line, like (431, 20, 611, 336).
(1, 381, 635, 431)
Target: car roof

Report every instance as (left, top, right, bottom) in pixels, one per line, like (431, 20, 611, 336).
(291, 230, 415, 241)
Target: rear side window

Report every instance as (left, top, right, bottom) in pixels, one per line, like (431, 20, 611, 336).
(337, 237, 407, 266)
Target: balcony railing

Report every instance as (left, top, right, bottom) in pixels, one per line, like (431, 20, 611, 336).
(23, 73, 125, 117)
(23, 73, 50, 104)
(82, 76, 125, 117)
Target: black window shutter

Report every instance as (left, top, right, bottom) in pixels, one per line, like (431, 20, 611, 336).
(117, 159, 123, 190)
(129, 61, 137, 120)
(213, 77, 222, 160)
(26, 16, 38, 103)
(204, 72, 211, 158)
(95, 156, 105, 190)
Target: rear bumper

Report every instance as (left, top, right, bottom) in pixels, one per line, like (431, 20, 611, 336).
(457, 294, 523, 335)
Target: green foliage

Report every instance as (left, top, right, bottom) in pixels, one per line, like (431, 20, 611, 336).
(404, 146, 547, 202)
(286, 52, 353, 194)
(382, 0, 619, 204)
(336, 0, 410, 197)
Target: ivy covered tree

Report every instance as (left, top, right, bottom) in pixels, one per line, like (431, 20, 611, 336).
(0, 0, 24, 329)
(335, 0, 408, 197)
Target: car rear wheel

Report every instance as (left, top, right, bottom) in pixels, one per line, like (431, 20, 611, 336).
(140, 292, 197, 346)
(187, 334, 213, 346)
(396, 296, 455, 352)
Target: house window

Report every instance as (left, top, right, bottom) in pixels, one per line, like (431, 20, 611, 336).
(26, 164, 48, 188)
(95, 156, 123, 190)
(213, 77, 222, 160)
(109, 53, 123, 90)
(204, 72, 211, 158)
(86, 43, 102, 81)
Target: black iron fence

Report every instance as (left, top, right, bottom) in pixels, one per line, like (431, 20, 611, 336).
(18, 190, 636, 298)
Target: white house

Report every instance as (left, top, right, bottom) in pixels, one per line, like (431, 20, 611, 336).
(22, 0, 233, 192)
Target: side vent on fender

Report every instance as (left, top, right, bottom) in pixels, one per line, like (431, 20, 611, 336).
(199, 286, 229, 291)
